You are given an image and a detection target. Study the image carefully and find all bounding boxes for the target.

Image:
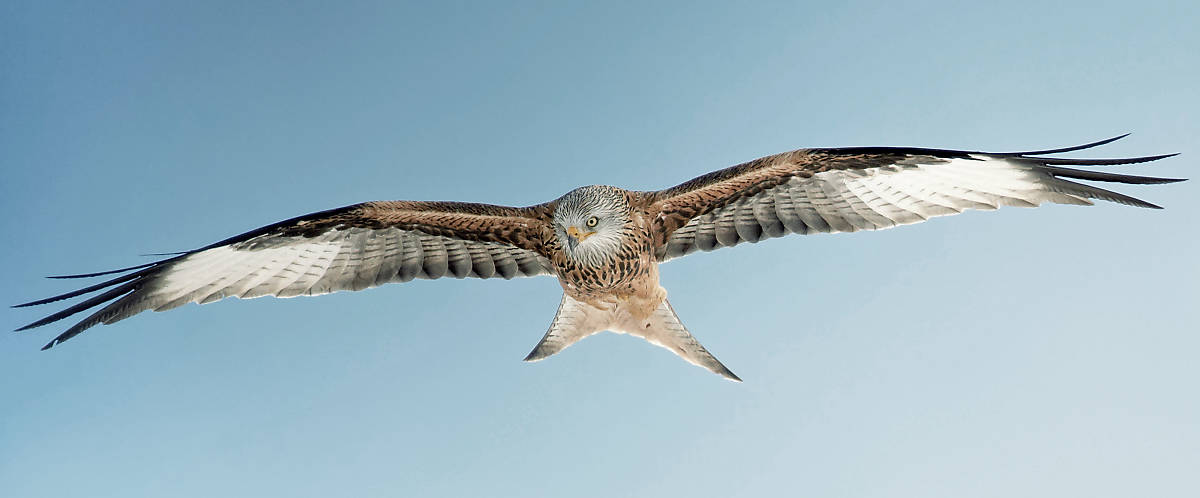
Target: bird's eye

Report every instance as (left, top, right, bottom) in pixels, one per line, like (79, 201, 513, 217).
(585, 216, 599, 228)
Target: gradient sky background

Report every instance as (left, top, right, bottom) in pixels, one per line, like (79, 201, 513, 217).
(2, 1, 1197, 497)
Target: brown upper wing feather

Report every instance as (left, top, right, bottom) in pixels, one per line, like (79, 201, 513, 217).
(644, 149, 880, 245)
(354, 201, 555, 253)
(646, 148, 944, 228)
(258, 200, 557, 253)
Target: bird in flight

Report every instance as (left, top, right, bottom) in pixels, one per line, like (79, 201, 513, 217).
(14, 135, 1183, 381)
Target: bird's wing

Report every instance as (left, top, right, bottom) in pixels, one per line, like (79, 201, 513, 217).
(647, 135, 1183, 261)
(16, 200, 557, 349)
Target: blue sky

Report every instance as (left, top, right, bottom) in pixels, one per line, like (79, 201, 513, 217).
(2, 1, 1197, 497)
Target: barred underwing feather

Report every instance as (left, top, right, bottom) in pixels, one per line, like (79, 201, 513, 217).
(651, 138, 1183, 261)
(17, 202, 556, 349)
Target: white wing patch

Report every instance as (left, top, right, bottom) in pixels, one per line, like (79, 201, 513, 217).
(662, 156, 1097, 259)
(137, 226, 552, 314)
(158, 242, 336, 309)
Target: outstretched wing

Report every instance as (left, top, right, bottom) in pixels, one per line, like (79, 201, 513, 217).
(648, 135, 1184, 261)
(16, 201, 557, 349)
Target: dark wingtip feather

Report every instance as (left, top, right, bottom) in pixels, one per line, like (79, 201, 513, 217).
(47, 261, 162, 279)
(13, 282, 138, 332)
(41, 326, 83, 350)
(1031, 153, 1180, 166)
(1047, 177, 1168, 210)
(14, 269, 150, 308)
(138, 251, 190, 257)
(19, 203, 373, 349)
(1007, 134, 1130, 156)
(1041, 165, 1187, 185)
(27, 282, 145, 349)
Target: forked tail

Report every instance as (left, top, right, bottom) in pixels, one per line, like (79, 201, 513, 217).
(524, 294, 740, 382)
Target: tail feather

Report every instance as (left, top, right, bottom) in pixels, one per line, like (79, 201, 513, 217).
(523, 294, 604, 362)
(524, 294, 740, 381)
(626, 300, 740, 382)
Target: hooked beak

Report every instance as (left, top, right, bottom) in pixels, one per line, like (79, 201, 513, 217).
(565, 226, 595, 251)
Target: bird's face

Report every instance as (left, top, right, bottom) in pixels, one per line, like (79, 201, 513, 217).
(553, 185, 629, 266)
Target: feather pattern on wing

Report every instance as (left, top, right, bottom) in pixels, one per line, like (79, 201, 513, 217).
(650, 137, 1183, 260)
(16, 201, 556, 349)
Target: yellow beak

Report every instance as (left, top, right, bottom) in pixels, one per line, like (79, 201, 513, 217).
(565, 226, 596, 249)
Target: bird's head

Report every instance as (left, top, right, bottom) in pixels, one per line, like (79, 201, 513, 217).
(552, 185, 629, 265)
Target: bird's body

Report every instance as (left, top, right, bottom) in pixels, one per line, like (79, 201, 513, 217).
(15, 136, 1183, 381)
(547, 187, 659, 309)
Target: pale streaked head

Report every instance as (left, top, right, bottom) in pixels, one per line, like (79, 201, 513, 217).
(552, 185, 629, 266)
